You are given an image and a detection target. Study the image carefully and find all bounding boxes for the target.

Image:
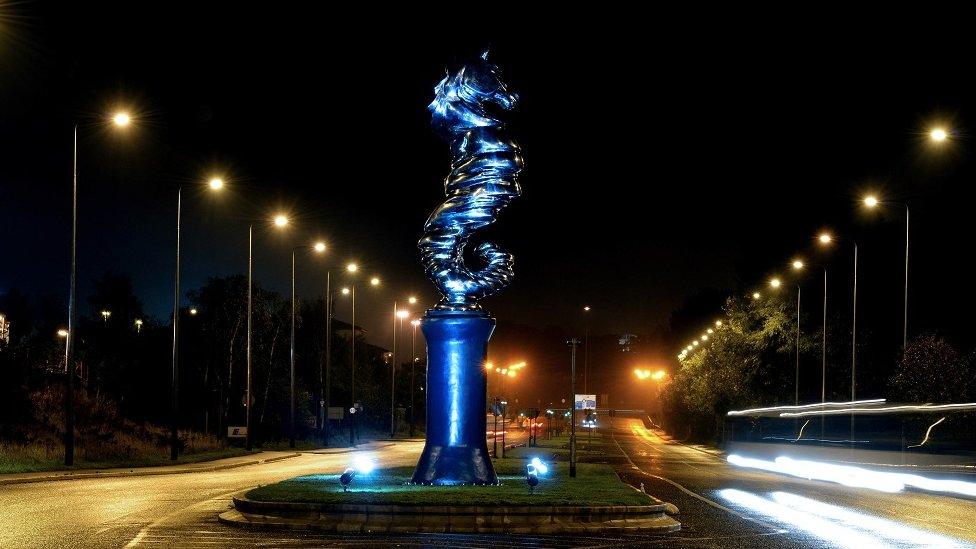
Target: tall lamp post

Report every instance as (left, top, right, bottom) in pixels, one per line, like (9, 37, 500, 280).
(339, 268, 380, 445)
(410, 318, 420, 437)
(168, 176, 225, 461)
(289, 241, 326, 449)
(64, 111, 132, 466)
(567, 338, 580, 478)
(790, 259, 805, 406)
(244, 213, 290, 451)
(390, 304, 411, 438)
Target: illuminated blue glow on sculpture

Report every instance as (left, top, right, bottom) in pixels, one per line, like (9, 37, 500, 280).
(412, 51, 521, 486)
(419, 50, 523, 311)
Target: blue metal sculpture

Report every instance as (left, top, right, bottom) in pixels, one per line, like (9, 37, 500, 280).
(412, 51, 522, 486)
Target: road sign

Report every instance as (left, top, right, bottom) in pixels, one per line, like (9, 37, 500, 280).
(227, 426, 247, 438)
(575, 394, 596, 410)
(327, 406, 344, 420)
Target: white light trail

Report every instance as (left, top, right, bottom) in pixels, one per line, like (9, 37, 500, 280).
(727, 398, 885, 416)
(908, 416, 946, 449)
(728, 454, 976, 499)
(781, 402, 976, 418)
(771, 492, 963, 547)
(718, 489, 887, 549)
(794, 419, 810, 442)
(727, 454, 903, 492)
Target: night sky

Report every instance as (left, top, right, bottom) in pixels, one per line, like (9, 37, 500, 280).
(3, 7, 975, 383)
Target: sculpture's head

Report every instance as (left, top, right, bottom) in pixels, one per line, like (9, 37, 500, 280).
(429, 50, 519, 137)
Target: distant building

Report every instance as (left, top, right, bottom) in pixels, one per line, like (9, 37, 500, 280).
(618, 333, 638, 353)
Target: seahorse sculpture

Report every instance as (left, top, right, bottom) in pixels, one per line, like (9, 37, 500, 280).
(419, 51, 523, 311)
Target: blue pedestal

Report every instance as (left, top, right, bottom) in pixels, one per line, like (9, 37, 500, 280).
(411, 310, 498, 485)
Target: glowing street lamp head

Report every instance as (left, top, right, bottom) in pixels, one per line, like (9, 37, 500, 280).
(818, 232, 833, 245)
(715, 320, 723, 327)
(57, 329, 69, 338)
(583, 306, 591, 312)
(411, 319, 420, 327)
(112, 112, 131, 127)
(189, 308, 198, 315)
(863, 195, 879, 209)
(752, 292, 761, 300)
(313, 241, 326, 253)
(769, 278, 781, 289)
(651, 370, 666, 381)
(370, 277, 380, 286)
(408, 296, 417, 305)
(485, 361, 493, 371)
(507, 370, 516, 378)
(273, 214, 289, 228)
(792, 259, 805, 270)
(346, 263, 358, 273)
(208, 177, 224, 191)
(341, 287, 350, 295)
(396, 310, 409, 319)
(930, 127, 948, 142)
(101, 310, 112, 319)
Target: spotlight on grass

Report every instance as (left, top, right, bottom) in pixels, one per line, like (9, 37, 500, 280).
(339, 455, 376, 492)
(526, 457, 549, 494)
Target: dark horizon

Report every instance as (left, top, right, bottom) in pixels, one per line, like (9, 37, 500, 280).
(3, 6, 976, 370)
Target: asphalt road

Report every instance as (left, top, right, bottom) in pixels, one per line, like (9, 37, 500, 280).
(611, 417, 976, 548)
(3, 421, 976, 548)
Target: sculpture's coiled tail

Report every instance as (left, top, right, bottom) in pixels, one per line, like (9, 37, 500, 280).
(419, 53, 523, 310)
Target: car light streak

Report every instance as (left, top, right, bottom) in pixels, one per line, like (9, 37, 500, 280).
(728, 454, 976, 498)
(718, 489, 887, 549)
(781, 402, 976, 418)
(908, 416, 946, 448)
(727, 454, 903, 492)
(771, 492, 963, 547)
(727, 399, 886, 416)
(794, 419, 810, 442)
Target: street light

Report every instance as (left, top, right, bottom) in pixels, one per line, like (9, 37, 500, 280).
(134, 319, 143, 333)
(63, 110, 134, 466)
(101, 310, 112, 322)
(861, 195, 911, 349)
(57, 329, 69, 338)
(244, 213, 290, 451)
(112, 112, 131, 127)
(338, 264, 381, 444)
(189, 308, 198, 315)
(288, 241, 327, 449)
(582, 305, 591, 393)
(410, 318, 421, 437)
(168, 175, 225, 460)
(752, 292, 761, 300)
(930, 127, 949, 142)
(390, 304, 413, 438)
(769, 277, 781, 289)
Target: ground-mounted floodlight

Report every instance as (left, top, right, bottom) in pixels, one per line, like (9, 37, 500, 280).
(526, 457, 549, 494)
(339, 455, 376, 492)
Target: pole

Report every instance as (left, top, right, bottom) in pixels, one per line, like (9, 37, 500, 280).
(170, 188, 182, 460)
(851, 244, 857, 402)
(410, 322, 416, 437)
(795, 285, 800, 406)
(390, 300, 397, 438)
(350, 285, 356, 445)
(245, 225, 253, 451)
(289, 250, 296, 449)
(821, 268, 827, 443)
(324, 272, 332, 446)
(64, 125, 78, 467)
(903, 205, 909, 349)
(568, 338, 579, 478)
(851, 243, 857, 447)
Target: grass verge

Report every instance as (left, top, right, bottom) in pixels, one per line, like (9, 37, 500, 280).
(245, 459, 651, 507)
(0, 445, 255, 474)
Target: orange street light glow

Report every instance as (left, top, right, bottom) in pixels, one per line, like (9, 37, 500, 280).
(818, 232, 833, 245)
(273, 214, 289, 227)
(112, 112, 131, 127)
(313, 242, 326, 253)
(863, 195, 879, 208)
(930, 128, 948, 142)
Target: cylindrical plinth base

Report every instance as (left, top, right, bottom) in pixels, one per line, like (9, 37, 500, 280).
(411, 310, 497, 485)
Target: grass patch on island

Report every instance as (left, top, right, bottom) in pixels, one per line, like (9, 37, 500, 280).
(506, 432, 623, 463)
(245, 459, 650, 507)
